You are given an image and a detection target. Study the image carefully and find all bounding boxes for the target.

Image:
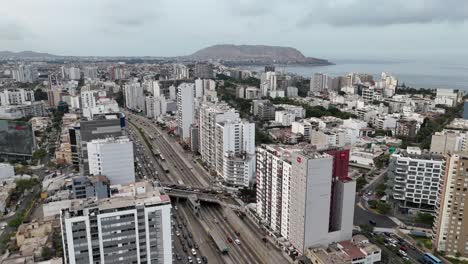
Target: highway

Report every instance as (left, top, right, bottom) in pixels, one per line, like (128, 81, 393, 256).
(126, 112, 290, 264)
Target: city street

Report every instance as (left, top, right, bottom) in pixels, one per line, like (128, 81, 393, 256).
(126, 112, 291, 263)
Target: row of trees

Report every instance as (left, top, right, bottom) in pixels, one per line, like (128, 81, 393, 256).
(270, 97, 357, 119)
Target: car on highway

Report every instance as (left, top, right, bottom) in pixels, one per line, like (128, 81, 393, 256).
(175, 231, 180, 236)
(235, 231, 240, 236)
(234, 239, 241, 245)
(369, 220, 377, 226)
(191, 248, 197, 255)
(227, 237, 233, 243)
(201, 256, 208, 263)
(188, 256, 193, 263)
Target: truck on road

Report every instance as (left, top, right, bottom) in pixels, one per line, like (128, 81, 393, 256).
(210, 232, 228, 254)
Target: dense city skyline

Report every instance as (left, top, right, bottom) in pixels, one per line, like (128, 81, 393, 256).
(2, 0, 468, 59)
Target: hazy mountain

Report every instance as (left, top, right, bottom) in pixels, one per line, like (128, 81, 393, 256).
(187, 44, 332, 65)
(0, 51, 59, 59)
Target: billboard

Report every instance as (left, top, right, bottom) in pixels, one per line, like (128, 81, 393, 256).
(0, 120, 35, 157)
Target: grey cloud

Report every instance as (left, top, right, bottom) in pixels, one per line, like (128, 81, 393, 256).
(299, 0, 468, 27)
(226, 0, 279, 17)
(100, 0, 162, 29)
(0, 17, 31, 41)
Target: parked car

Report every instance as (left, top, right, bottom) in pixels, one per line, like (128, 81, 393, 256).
(227, 237, 233, 243)
(235, 239, 241, 245)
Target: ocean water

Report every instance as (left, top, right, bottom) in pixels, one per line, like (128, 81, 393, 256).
(242, 58, 468, 90)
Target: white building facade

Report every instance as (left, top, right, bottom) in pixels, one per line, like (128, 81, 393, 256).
(87, 136, 135, 185)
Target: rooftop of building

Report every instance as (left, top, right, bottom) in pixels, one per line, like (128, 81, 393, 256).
(337, 240, 366, 259)
(88, 135, 130, 144)
(446, 118, 468, 131)
(306, 247, 351, 264)
(306, 235, 380, 264)
(64, 181, 170, 216)
(394, 147, 444, 161)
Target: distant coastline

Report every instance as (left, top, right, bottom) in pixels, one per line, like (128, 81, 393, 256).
(240, 58, 468, 90)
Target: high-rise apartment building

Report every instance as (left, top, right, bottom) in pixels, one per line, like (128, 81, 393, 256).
(61, 181, 172, 264)
(83, 66, 98, 80)
(256, 145, 301, 239)
(430, 130, 468, 154)
(125, 82, 145, 112)
(176, 83, 195, 140)
(69, 115, 125, 172)
(111, 66, 127, 80)
(256, 146, 355, 253)
(194, 63, 213, 79)
(310, 73, 329, 93)
(69, 67, 81, 80)
(252, 100, 276, 121)
(12, 65, 37, 83)
(80, 88, 98, 110)
(199, 103, 239, 169)
(0, 88, 35, 106)
(215, 119, 255, 187)
(387, 147, 444, 213)
(87, 136, 135, 185)
(433, 152, 468, 259)
(173, 64, 190, 79)
(194, 79, 216, 100)
(289, 150, 354, 253)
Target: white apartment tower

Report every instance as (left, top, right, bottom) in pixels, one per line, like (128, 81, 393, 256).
(61, 181, 172, 264)
(87, 136, 135, 185)
(256, 147, 355, 253)
(0, 88, 35, 106)
(256, 145, 300, 239)
(199, 103, 239, 169)
(83, 66, 98, 80)
(125, 82, 145, 112)
(215, 119, 255, 187)
(388, 147, 444, 213)
(310, 73, 329, 93)
(69, 67, 81, 80)
(176, 83, 195, 141)
(12, 65, 37, 83)
(80, 88, 98, 110)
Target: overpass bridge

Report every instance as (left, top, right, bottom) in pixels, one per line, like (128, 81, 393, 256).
(163, 187, 243, 210)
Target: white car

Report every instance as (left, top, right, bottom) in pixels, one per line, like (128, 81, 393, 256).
(191, 248, 197, 255)
(235, 239, 241, 245)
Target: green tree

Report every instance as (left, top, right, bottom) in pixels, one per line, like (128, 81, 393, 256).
(255, 128, 274, 144)
(368, 200, 378, 209)
(375, 154, 390, 169)
(32, 148, 47, 161)
(41, 246, 54, 260)
(356, 176, 368, 191)
(375, 183, 387, 197)
(377, 201, 391, 215)
(415, 212, 434, 226)
(34, 88, 48, 101)
(115, 91, 124, 107)
(360, 224, 374, 233)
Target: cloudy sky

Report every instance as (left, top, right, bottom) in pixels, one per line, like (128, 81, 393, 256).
(1, 0, 468, 59)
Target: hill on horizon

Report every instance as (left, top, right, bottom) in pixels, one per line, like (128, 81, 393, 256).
(186, 44, 332, 65)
